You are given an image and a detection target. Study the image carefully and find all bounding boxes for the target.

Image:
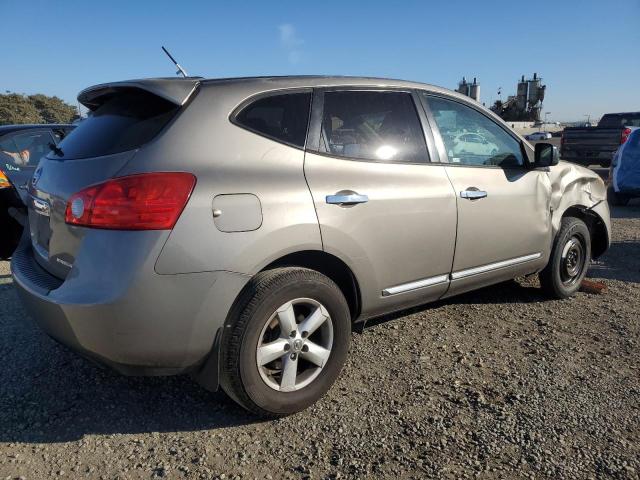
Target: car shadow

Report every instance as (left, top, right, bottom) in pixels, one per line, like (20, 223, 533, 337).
(588, 240, 640, 283)
(1, 223, 637, 443)
(0, 277, 261, 444)
(363, 278, 546, 330)
(365, 236, 640, 330)
(610, 202, 640, 218)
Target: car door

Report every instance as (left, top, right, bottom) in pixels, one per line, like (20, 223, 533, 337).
(420, 93, 551, 297)
(304, 88, 457, 319)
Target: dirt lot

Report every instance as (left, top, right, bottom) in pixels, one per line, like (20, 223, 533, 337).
(1, 201, 639, 479)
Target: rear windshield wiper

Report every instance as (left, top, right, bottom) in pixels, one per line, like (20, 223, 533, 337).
(49, 143, 64, 157)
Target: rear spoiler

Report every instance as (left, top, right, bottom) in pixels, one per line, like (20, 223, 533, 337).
(78, 77, 202, 110)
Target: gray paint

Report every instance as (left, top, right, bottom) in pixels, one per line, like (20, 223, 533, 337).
(212, 194, 263, 232)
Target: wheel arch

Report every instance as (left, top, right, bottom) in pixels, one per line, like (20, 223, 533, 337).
(261, 250, 362, 321)
(562, 205, 609, 259)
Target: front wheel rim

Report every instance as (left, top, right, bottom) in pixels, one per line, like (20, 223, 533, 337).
(256, 298, 333, 392)
(560, 235, 586, 286)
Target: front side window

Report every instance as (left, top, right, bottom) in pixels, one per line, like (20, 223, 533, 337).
(235, 92, 311, 147)
(0, 130, 54, 168)
(320, 91, 428, 163)
(425, 95, 525, 167)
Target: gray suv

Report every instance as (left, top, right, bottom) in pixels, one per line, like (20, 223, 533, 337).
(12, 76, 611, 416)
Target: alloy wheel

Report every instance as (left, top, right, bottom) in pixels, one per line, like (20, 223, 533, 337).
(256, 298, 333, 392)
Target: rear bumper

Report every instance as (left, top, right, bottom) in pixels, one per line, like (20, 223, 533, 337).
(11, 232, 249, 377)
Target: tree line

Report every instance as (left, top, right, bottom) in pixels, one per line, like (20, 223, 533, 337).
(0, 92, 79, 125)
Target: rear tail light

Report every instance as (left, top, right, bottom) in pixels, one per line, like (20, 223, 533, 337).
(0, 170, 10, 189)
(621, 127, 632, 144)
(65, 172, 196, 230)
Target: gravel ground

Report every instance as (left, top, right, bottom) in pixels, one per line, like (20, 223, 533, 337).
(1, 202, 639, 480)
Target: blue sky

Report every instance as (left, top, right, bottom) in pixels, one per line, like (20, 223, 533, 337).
(2, 0, 638, 121)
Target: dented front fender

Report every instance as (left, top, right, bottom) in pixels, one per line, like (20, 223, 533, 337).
(547, 160, 611, 246)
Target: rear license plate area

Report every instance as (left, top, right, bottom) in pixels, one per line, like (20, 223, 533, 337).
(30, 196, 53, 252)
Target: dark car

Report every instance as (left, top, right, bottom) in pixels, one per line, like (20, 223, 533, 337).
(0, 124, 75, 258)
(561, 112, 640, 167)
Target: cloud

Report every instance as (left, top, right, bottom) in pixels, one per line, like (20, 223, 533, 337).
(278, 23, 303, 64)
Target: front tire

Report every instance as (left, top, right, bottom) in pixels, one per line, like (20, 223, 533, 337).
(220, 267, 351, 417)
(539, 217, 591, 299)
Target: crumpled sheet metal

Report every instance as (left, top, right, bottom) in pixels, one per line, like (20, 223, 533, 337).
(547, 160, 607, 234)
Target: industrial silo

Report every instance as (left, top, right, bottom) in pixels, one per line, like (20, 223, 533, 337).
(516, 75, 529, 111)
(457, 77, 470, 96)
(469, 78, 480, 102)
(527, 73, 542, 106)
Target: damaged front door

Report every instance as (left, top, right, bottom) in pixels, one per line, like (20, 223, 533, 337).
(421, 94, 552, 296)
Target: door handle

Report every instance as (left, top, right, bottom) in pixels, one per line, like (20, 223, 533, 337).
(326, 193, 369, 205)
(460, 189, 487, 200)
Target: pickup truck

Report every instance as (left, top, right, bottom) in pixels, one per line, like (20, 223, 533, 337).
(561, 112, 640, 167)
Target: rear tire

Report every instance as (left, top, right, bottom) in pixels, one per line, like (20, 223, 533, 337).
(539, 217, 591, 299)
(220, 267, 351, 417)
(607, 186, 630, 206)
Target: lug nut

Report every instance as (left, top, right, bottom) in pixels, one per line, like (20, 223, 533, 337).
(302, 345, 309, 352)
(290, 353, 297, 360)
(284, 344, 291, 351)
(301, 331, 309, 338)
(290, 331, 296, 338)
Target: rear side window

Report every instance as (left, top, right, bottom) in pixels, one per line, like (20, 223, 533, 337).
(319, 91, 428, 163)
(599, 113, 640, 128)
(54, 90, 179, 159)
(235, 92, 311, 147)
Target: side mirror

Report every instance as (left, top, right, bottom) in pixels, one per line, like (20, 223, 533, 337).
(534, 143, 559, 168)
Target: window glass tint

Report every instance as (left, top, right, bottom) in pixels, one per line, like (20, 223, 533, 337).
(0, 130, 54, 168)
(55, 90, 179, 160)
(425, 95, 524, 167)
(320, 91, 428, 163)
(235, 92, 311, 147)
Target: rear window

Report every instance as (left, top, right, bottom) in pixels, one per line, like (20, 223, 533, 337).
(54, 90, 179, 159)
(599, 113, 640, 128)
(0, 130, 54, 168)
(234, 92, 311, 147)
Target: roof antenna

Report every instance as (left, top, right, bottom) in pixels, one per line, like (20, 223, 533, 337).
(161, 46, 188, 78)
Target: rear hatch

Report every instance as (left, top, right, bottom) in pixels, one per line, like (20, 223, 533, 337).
(27, 78, 199, 279)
